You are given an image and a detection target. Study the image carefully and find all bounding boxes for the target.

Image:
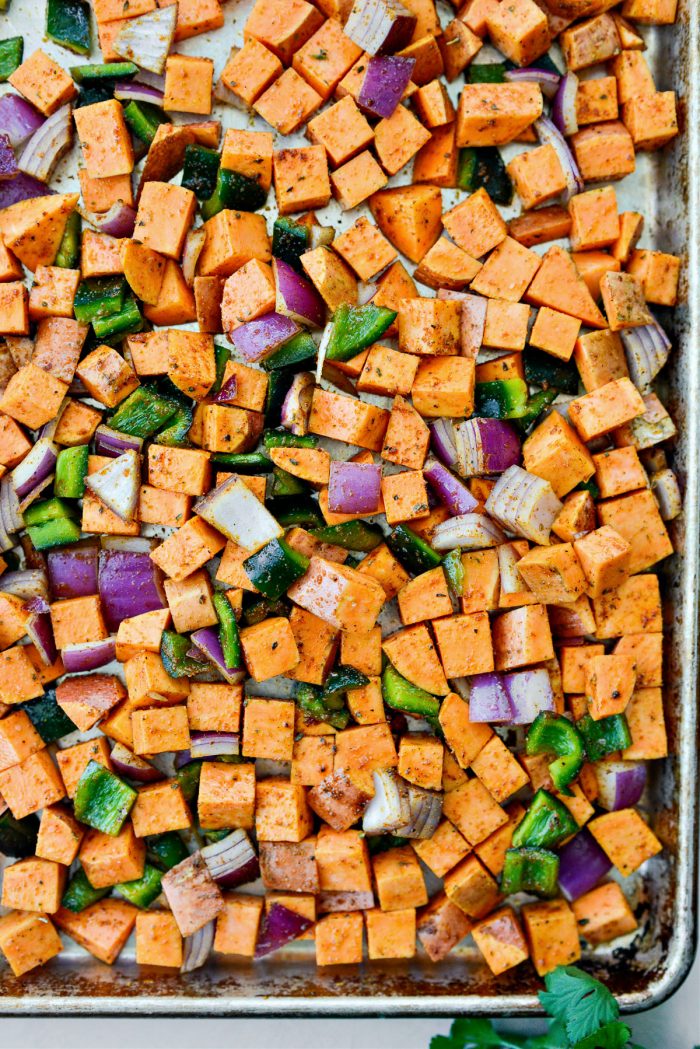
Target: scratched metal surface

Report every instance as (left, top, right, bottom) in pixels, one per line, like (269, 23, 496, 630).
(0, 0, 697, 1018)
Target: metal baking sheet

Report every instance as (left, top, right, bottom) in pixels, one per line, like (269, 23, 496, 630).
(0, 0, 697, 1017)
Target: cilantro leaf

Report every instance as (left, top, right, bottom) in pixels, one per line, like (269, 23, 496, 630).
(430, 1037, 462, 1049)
(572, 1021, 633, 1049)
(539, 967, 619, 1045)
(523, 1020, 569, 1048)
(449, 1018, 529, 1048)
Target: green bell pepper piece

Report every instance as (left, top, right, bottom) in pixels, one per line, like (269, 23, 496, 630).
(201, 168, 266, 219)
(0, 810, 38, 858)
(443, 547, 464, 598)
(181, 144, 220, 200)
(243, 537, 309, 599)
(116, 863, 163, 908)
(70, 61, 138, 82)
(74, 760, 137, 836)
(501, 846, 560, 898)
(109, 385, 179, 438)
(382, 664, 440, 719)
(577, 712, 632, 762)
(74, 276, 126, 324)
(175, 760, 203, 803)
(386, 523, 442, 574)
(213, 590, 242, 671)
(475, 379, 530, 420)
(310, 520, 384, 552)
(27, 517, 82, 551)
(146, 831, 189, 871)
(272, 217, 310, 273)
(267, 496, 323, 529)
(526, 712, 585, 794)
(210, 451, 271, 474)
(21, 690, 75, 743)
(122, 99, 167, 146)
(61, 865, 110, 913)
(24, 497, 77, 527)
(512, 788, 579, 850)
(325, 303, 397, 363)
(262, 330, 317, 372)
(263, 429, 318, 449)
(46, 0, 91, 54)
(0, 37, 23, 81)
(161, 631, 210, 679)
(54, 210, 81, 269)
(55, 445, 89, 498)
(296, 682, 350, 731)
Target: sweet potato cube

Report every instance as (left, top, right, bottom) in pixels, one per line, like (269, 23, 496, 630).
(472, 906, 529, 975)
(331, 150, 388, 210)
(365, 907, 416, 960)
(0, 645, 45, 705)
(373, 845, 427, 912)
(254, 67, 323, 135)
(135, 911, 183, 967)
(416, 891, 471, 961)
(370, 184, 442, 263)
(316, 826, 371, 893)
(346, 677, 385, 725)
(627, 249, 681, 307)
(443, 777, 508, 846)
(124, 650, 191, 704)
(9, 48, 76, 116)
(412, 356, 476, 417)
(197, 209, 271, 279)
(623, 91, 678, 150)
(622, 685, 667, 760)
(614, 633, 663, 689)
(397, 566, 451, 625)
(381, 394, 430, 468)
(398, 734, 443, 791)
(569, 377, 645, 442)
(132, 705, 191, 755)
(0, 748, 65, 819)
(573, 524, 631, 597)
(515, 544, 587, 605)
(588, 808, 663, 876)
(492, 604, 554, 671)
(288, 554, 386, 634)
(239, 617, 300, 681)
(571, 120, 635, 183)
(198, 761, 255, 831)
(50, 594, 108, 651)
(220, 39, 282, 106)
(482, 299, 530, 351)
(255, 777, 313, 842)
(242, 697, 296, 761)
(412, 820, 470, 878)
(585, 652, 637, 720)
(383, 622, 449, 695)
(485, 0, 549, 65)
(507, 144, 568, 210)
(561, 13, 621, 70)
(1, 857, 66, 914)
(438, 691, 493, 769)
(213, 893, 263, 957)
(0, 911, 63, 976)
(374, 104, 431, 177)
(443, 854, 501, 918)
(0, 710, 43, 773)
(293, 18, 362, 99)
(470, 734, 530, 805)
(522, 899, 581, 976)
(433, 611, 494, 679)
(457, 83, 543, 147)
(130, 779, 192, 837)
(334, 723, 398, 792)
(576, 75, 619, 126)
(621, 0, 677, 23)
(307, 95, 374, 168)
(573, 881, 637, 945)
(569, 187, 620, 253)
(333, 217, 397, 283)
(244, 0, 324, 64)
(315, 911, 364, 965)
(0, 362, 68, 430)
(300, 245, 357, 310)
(80, 823, 146, 889)
(598, 488, 673, 573)
(272, 145, 330, 217)
(164, 54, 213, 115)
(150, 516, 225, 582)
(443, 187, 507, 259)
(0, 282, 28, 336)
(529, 307, 581, 363)
(36, 805, 84, 866)
(413, 122, 459, 187)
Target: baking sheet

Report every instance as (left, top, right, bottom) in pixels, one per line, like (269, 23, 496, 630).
(0, 0, 697, 1017)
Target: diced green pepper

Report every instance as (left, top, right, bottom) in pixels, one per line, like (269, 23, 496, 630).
(27, 517, 82, 551)
(263, 429, 318, 449)
(54, 210, 81, 269)
(467, 62, 507, 83)
(366, 834, 410, 855)
(0, 37, 23, 81)
(575, 477, 601, 500)
(161, 630, 210, 679)
(61, 865, 110, 913)
(264, 368, 296, 427)
(74, 276, 126, 324)
(153, 402, 193, 447)
(325, 303, 397, 363)
(512, 788, 579, 850)
(116, 863, 163, 908)
(443, 547, 464, 598)
(501, 846, 560, 898)
(534, 53, 562, 76)
(272, 216, 310, 273)
(310, 520, 384, 552)
(523, 349, 579, 395)
(109, 384, 179, 438)
(323, 665, 369, 699)
(21, 690, 75, 743)
(243, 537, 309, 600)
(242, 594, 288, 626)
(210, 342, 231, 395)
(526, 712, 585, 794)
(474, 379, 530, 420)
(24, 497, 77, 527)
(74, 760, 137, 836)
(296, 682, 350, 731)
(70, 61, 138, 82)
(75, 83, 113, 108)
(92, 296, 142, 341)
(210, 451, 271, 475)
(55, 445, 89, 498)
(46, 0, 91, 54)
(181, 144, 220, 200)
(146, 831, 189, 871)
(386, 523, 442, 574)
(122, 99, 168, 146)
(577, 712, 632, 762)
(262, 330, 317, 372)
(267, 496, 323, 529)
(457, 147, 513, 205)
(175, 760, 203, 803)
(213, 590, 242, 671)
(270, 466, 306, 497)
(201, 168, 266, 219)
(0, 810, 38, 858)
(514, 387, 559, 433)
(382, 664, 441, 718)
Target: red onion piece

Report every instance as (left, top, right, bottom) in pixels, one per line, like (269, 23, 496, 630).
(503, 668, 555, 724)
(85, 449, 140, 523)
(182, 226, 206, 288)
(181, 919, 215, 974)
(309, 224, 334, 250)
(230, 311, 300, 363)
(212, 375, 238, 405)
(651, 468, 682, 521)
(454, 418, 522, 477)
(110, 743, 162, 783)
(194, 475, 282, 550)
(505, 67, 560, 99)
(357, 55, 415, 118)
(189, 731, 240, 759)
(485, 465, 562, 545)
(328, 461, 382, 514)
(344, 0, 417, 56)
(594, 760, 647, 812)
(467, 672, 512, 723)
(114, 80, 165, 105)
(423, 457, 478, 517)
(0, 94, 45, 149)
(25, 611, 57, 666)
(17, 104, 73, 183)
(87, 202, 137, 239)
(190, 628, 245, 685)
(274, 258, 325, 329)
(62, 636, 117, 673)
(551, 71, 580, 137)
(431, 512, 506, 552)
(280, 371, 315, 436)
(0, 133, 18, 181)
(362, 768, 442, 839)
(535, 115, 583, 201)
(0, 171, 52, 208)
(201, 829, 260, 889)
(113, 4, 178, 75)
(98, 547, 166, 632)
(429, 419, 459, 470)
(254, 903, 313, 958)
(94, 425, 144, 459)
(47, 543, 99, 599)
(557, 828, 612, 901)
(620, 321, 672, 391)
(11, 439, 57, 501)
(0, 569, 49, 601)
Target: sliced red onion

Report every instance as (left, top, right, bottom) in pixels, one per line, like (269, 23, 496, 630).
(201, 828, 260, 889)
(274, 258, 325, 329)
(431, 512, 506, 552)
(255, 903, 313, 958)
(280, 371, 315, 436)
(309, 224, 334, 251)
(551, 71, 580, 137)
(17, 104, 73, 183)
(344, 0, 416, 56)
(94, 425, 144, 459)
(48, 543, 99, 599)
(113, 4, 178, 75)
(114, 80, 165, 105)
(423, 457, 478, 517)
(24, 595, 48, 615)
(11, 439, 58, 501)
(651, 468, 682, 521)
(182, 227, 206, 288)
(229, 311, 300, 363)
(557, 828, 612, 901)
(212, 374, 238, 405)
(98, 547, 166, 631)
(594, 761, 647, 812)
(110, 742, 162, 783)
(357, 55, 415, 119)
(195, 475, 283, 550)
(620, 321, 672, 392)
(328, 461, 382, 515)
(0, 171, 52, 208)
(429, 419, 458, 470)
(362, 769, 442, 839)
(437, 291, 487, 359)
(505, 67, 561, 99)
(535, 115, 583, 201)
(314, 321, 332, 384)
(0, 94, 45, 149)
(181, 919, 215, 974)
(85, 449, 140, 523)
(25, 611, 57, 666)
(86, 202, 137, 239)
(485, 465, 562, 545)
(0, 568, 48, 600)
(503, 668, 555, 724)
(467, 672, 512, 723)
(17, 473, 54, 513)
(318, 891, 375, 913)
(0, 515, 13, 553)
(189, 731, 241, 759)
(498, 543, 530, 597)
(454, 418, 522, 478)
(190, 628, 245, 685)
(62, 636, 117, 673)
(0, 133, 18, 181)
